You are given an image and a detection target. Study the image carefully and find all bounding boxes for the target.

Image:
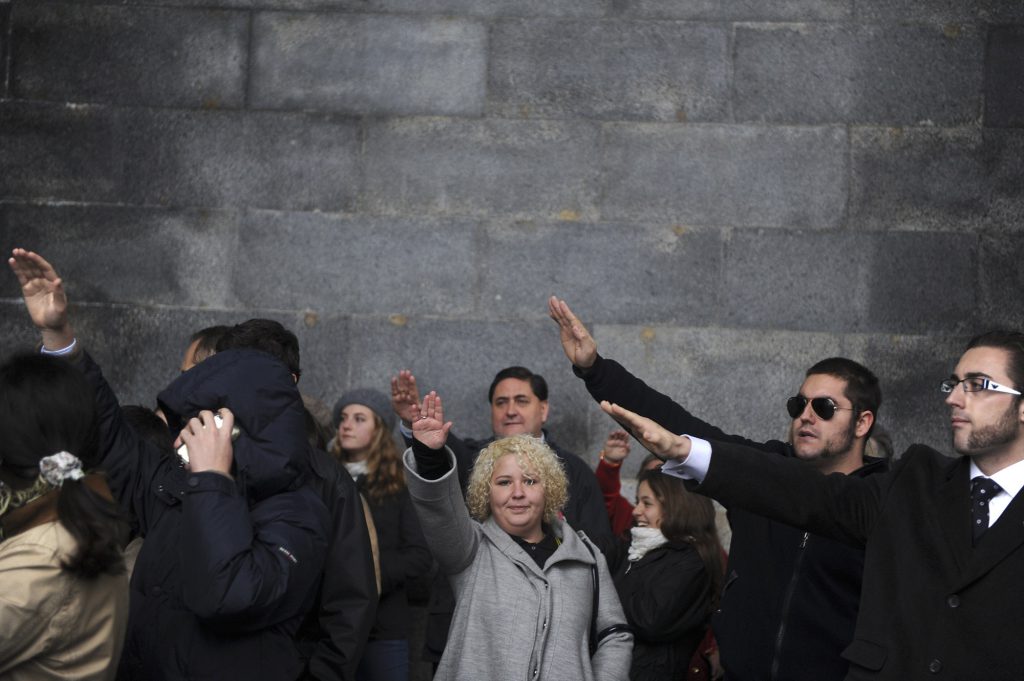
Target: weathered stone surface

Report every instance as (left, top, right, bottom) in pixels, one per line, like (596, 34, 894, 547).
(120, 109, 360, 211)
(488, 19, 729, 122)
(477, 221, 723, 325)
(0, 203, 238, 307)
(734, 24, 984, 125)
(841, 333, 964, 453)
(231, 210, 479, 315)
(722, 229, 977, 334)
(363, 118, 601, 220)
(0, 4, 9, 98)
(984, 26, 1024, 128)
(978, 234, 1024, 330)
(10, 3, 246, 108)
(619, 0, 850, 21)
(600, 124, 847, 228)
(850, 127, 1024, 231)
(856, 0, 1024, 23)
(0, 102, 126, 202)
(251, 13, 486, 116)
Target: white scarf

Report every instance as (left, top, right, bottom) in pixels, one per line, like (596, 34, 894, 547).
(628, 526, 669, 562)
(343, 459, 368, 480)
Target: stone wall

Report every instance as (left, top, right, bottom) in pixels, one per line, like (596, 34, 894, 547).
(1, 0, 1023, 482)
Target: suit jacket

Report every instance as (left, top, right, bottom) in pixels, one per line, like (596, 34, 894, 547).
(696, 440, 1024, 680)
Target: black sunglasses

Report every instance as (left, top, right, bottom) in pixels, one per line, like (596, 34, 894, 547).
(786, 395, 854, 421)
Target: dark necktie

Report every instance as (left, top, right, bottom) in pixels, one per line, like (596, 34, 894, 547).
(970, 476, 1003, 545)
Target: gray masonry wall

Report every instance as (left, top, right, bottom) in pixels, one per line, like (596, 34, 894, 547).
(2, 0, 1023, 482)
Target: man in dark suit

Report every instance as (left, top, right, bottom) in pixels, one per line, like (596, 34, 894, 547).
(605, 330, 1024, 680)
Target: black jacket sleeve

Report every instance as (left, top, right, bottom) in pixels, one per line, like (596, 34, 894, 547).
(576, 355, 791, 456)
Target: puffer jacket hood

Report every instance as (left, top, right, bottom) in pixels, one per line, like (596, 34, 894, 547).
(157, 348, 308, 502)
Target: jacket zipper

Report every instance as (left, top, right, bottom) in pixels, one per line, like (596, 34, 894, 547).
(770, 532, 809, 681)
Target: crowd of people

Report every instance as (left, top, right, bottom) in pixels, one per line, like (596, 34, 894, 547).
(2, 248, 1023, 681)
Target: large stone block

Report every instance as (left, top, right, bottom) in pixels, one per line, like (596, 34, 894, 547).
(251, 13, 486, 116)
(856, 0, 1024, 23)
(722, 229, 977, 334)
(850, 127, 1024, 231)
(231, 210, 479, 315)
(488, 19, 729, 122)
(0, 4, 9, 98)
(619, 0, 850, 21)
(319, 0, 605, 17)
(0, 203, 239, 307)
(600, 124, 847, 228)
(10, 3, 246, 108)
(734, 24, 983, 125)
(363, 118, 601, 220)
(477, 221, 723, 325)
(842, 333, 964, 453)
(0, 102, 126, 202)
(978, 235, 1024, 330)
(984, 26, 1024, 128)
(119, 109, 360, 211)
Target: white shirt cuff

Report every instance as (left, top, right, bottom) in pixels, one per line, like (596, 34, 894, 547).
(40, 338, 77, 356)
(660, 435, 712, 483)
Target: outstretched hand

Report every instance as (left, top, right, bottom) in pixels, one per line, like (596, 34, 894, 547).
(410, 391, 452, 451)
(599, 401, 692, 462)
(548, 296, 598, 369)
(391, 370, 421, 426)
(8, 248, 74, 349)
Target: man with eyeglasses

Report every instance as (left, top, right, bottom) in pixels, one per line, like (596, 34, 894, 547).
(599, 330, 1024, 681)
(549, 298, 888, 681)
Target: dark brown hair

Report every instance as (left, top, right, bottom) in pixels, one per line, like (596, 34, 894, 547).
(638, 468, 724, 611)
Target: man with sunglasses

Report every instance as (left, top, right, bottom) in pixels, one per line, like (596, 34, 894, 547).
(600, 331, 1024, 681)
(549, 297, 888, 681)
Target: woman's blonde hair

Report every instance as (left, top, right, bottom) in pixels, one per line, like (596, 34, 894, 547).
(465, 435, 568, 525)
(330, 410, 405, 502)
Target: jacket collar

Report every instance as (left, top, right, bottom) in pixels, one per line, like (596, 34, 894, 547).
(481, 516, 597, 577)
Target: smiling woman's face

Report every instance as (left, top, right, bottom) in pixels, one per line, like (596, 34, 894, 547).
(489, 454, 546, 543)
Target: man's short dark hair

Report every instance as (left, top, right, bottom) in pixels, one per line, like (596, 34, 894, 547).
(188, 325, 231, 367)
(806, 357, 881, 437)
(965, 330, 1024, 392)
(487, 366, 548, 403)
(216, 319, 301, 379)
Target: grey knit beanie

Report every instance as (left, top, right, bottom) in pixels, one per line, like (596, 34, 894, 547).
(332, 388, 396, 433)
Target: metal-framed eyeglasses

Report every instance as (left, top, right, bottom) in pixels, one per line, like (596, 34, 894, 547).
(939, 377, 1022, 396)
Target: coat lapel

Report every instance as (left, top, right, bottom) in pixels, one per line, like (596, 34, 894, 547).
(935, 457, 972, 576)
(960, 484, 1024, 588)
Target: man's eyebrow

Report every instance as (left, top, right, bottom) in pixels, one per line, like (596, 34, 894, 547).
(964, 371, 993, 379)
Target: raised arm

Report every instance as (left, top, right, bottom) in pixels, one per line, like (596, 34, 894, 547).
(8, 249, 166, 529)
(390, 369, 421, 429)
(548, 296, 598, 369)
(8, 248, 75, 350)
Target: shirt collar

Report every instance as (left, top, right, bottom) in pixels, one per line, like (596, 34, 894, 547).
(969, 457, 1024, 499)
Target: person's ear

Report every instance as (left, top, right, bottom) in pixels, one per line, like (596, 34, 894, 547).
(855, 410, 874, 439)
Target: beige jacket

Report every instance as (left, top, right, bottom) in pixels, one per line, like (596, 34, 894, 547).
(0, 521, 129, 681)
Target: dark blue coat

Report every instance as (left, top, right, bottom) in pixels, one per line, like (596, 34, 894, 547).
(80, 348, 330, 681)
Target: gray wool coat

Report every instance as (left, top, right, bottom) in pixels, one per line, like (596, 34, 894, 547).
(404, 448, 633, 681)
